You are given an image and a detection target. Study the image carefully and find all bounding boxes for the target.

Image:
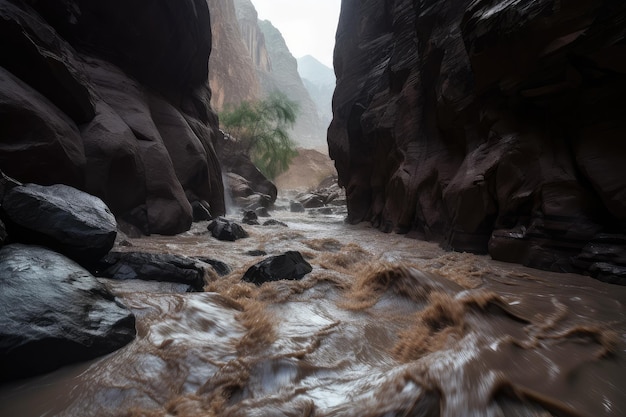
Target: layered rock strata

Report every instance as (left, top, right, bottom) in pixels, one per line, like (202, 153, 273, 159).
(0, 0, 225, 235)
(329, 0, 626, 277)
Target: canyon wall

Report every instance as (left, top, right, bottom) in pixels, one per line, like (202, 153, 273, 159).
(329, 0, 626, 280)
(0, 0, 225, 235)
(233, 0, 328, 150)
(207, 0, 261, 110)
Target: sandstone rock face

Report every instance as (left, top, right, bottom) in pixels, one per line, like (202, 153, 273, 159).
(208, 0, 261, 110)
(329, 0, 626, 277)
(0, 0, 225, 235)
(232, 0, 328, 150)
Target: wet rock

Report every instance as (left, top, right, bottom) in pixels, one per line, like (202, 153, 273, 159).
(192, 200, 213, 222)
(290, 201, 305, 213)
(255, 206, 270, 217)
(310, 207, 334, 215)
(95, 251, 207, 292)
(263, 219, 288, 227)
(0, 244, 135, 382)
(208, 217, 249, 241)
(226, 172, 254, 198)
(573, 234, 626, 285)
(242, 251, 312, 285)
(242, 210, 259, 225)
(2, 183, 117, 265)
(246, 250, 267, 257)
(191, 256, 232, 276)
(219, 146, 278, 204)
(298, 193, 326, 209)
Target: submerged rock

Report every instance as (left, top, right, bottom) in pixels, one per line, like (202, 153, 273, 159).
(0, 244, 135, 382)
(208, 217, 249, 241)
(95, 251, 208, 292)
(242, 251, 312, 285)
(290, 201, 305, 213)
(2, 183, 117, 265)
(192, 256, 232, 276)
(263, 219, 288, 227)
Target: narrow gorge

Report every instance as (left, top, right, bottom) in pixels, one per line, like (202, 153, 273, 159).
(1, 0, 625, 416)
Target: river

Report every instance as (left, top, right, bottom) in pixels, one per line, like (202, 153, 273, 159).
(1, 200, 625, 417)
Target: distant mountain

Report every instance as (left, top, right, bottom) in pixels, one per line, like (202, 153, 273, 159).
(297, 55, 336, 130)
(297, 55, 335, 87)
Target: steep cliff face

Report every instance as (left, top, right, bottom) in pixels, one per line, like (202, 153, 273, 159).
(0, 0, 225, 234)
(232, 0, 328, 150)
(207, 0, 260, 110)
(298, 55, 336, 132)
(329, 0, 626, 279)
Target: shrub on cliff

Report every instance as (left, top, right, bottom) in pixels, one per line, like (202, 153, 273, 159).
(220, 92, 299, 179)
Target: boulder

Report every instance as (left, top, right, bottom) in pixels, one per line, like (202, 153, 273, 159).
(191, 256, 232, 276)
(208, 217, 249, 241)
(191, 200, 213, 221)
(242, 210, 259, 225)
(94, 251, 207, 292)
(242, 251, 312, 285)
(0, 244, 135, 382)
(2, 183, 117, 265)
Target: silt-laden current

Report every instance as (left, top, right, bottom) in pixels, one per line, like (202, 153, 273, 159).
(1, 204, 625, 417)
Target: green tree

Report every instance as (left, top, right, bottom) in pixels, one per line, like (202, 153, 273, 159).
(220, 92, 299, 179)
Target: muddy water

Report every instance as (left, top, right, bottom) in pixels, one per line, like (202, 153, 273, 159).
(1, 206, 625, 417)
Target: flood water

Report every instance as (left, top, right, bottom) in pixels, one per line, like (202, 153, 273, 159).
(1, 199, 625, 417)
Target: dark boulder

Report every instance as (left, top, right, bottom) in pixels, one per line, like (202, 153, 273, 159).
(242, 210, 259, 225)
(191, 256, 232, 276)
(208, 217, 249, 241)
(298, 193, 326, 209)
(2, 183, 117, 265)
(0, 244, 135, 382)
(192, 200, 213, 221)
(94, 251, 207, 292)
(242, 251, 312, 286)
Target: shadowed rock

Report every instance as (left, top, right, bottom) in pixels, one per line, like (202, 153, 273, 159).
(0, 244, 135, 382)
(2, 183, 117, 265)
(242, 210, 259, 225)
(242, 251, 312, 285)
(208, 217, 249, 241)
(94, 251, 208, 292)
(329, 0, 626, 277)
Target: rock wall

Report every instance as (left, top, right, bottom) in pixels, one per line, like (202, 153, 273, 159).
(329, 0, 626, 278)
(207, 0, 261, 110)
(0, 0, 225, 235)
(233, 0, 328, 150)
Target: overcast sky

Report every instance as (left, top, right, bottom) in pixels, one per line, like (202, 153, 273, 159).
(250, 0, 341, 68)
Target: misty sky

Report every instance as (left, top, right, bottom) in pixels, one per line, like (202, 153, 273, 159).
(250, 0, 341, 68)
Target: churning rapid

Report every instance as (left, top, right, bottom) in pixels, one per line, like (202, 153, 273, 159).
(1, 200, 625, 417)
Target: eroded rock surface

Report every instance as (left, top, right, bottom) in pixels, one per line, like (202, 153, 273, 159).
(329, 0, 626, 277)
(0, 0, 225, 235)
